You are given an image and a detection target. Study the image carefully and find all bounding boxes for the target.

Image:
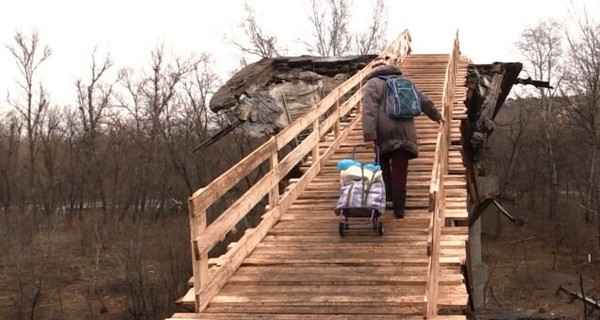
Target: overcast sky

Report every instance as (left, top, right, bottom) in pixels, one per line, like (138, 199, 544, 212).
(0, 0, 598, 106)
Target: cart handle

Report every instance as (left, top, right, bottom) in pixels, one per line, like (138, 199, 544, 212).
(352, 144, 380, 165)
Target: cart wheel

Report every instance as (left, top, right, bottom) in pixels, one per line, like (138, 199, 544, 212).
(377, 222, 384, 236)
(339, 222, 345, 237)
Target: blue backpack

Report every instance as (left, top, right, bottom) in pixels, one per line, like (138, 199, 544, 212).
(377, 75, 421, 119)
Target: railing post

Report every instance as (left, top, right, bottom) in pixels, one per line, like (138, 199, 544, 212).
(189, 195, 208, 312)
(358, 75, 364, 114)
(334, 88, 341, 138)
(269, 148, 280, 214)
(312, 119, 320, 168)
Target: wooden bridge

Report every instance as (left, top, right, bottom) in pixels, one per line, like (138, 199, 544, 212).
(169, 30, 472, 319)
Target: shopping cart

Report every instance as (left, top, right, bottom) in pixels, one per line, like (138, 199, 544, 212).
(333, 144, 386, 237)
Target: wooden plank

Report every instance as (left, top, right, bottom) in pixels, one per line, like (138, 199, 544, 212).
(176, 287, 195, 306)
(242, 255, 430, 266)
(194, 169, 279, 256)
(203, 305, 427, 316)
(247, 247, 429, 258)
(196, 206, 282, 312)
(278, 128, 319, 179)
(210, 291, 426, 306)
(319, 91, 360, 134)
(446, 209, 468, 220)
(231, 265, 450, 277)
(218, 284, 428, 296)
(438, 293, 469, 307)
(167, 314, 467, 320)
(227, 266, 464, 285)
(190, 138, 276, 216)
(262, 234, 429, 243)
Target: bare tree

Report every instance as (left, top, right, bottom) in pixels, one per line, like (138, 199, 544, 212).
(491, 99, 533, 197)
(354, 0, 388, 55)
(75, 49, 118, 137)
(515, 20, 565, 219)
(305, 0, 353, 56)
(62, 108, 86, 223)
(232, 0, 387, 59)
(37, 106, 66, 215)
(114, 67, 146, 220)
(171, 54, 220, 194)
(103, 113, 132, 220)
(118, 45, 196, 221)
(6, 31, 52, 209)
(516, 20, 568, 269)
(232, 3, 282, 59)
(303, 0, 388, 56)
(74, 48, 120, 215)
(0, 113, 22, 210)
(562, 11, 600, 243)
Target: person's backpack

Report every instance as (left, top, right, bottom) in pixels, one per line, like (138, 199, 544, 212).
(376, 75, 421, 119)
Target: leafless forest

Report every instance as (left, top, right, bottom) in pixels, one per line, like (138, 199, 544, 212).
(1, 1, 599, 319)
(479, 15, 600, 317)
(486, 17, 600, 258)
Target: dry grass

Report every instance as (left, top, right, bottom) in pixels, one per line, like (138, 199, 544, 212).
(0, 210, 191, 320)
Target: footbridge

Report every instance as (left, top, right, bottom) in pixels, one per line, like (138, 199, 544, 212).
(170, 30, 474, 319)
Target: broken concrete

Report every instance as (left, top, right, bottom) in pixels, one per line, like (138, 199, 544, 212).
(208, 55, 376, 137)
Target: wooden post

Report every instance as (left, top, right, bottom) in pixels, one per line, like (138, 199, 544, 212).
(269, 149, 280, 214)
(334, 88, 341, 138)
(189, 195, 208, 312)
(358, 74, 364, 114)
(312, 119, 320, 169)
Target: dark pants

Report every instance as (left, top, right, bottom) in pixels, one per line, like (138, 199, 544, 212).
(379, 149, 410, 192)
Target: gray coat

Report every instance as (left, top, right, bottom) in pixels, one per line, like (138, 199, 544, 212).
(362, 65, 442, 158)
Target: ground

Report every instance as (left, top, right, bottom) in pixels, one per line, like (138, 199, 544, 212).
(478, 215, 600, 320)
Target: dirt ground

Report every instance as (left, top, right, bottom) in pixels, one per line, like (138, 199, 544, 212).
(478, 215, 600, 320)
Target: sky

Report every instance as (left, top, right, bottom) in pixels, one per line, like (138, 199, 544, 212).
(0, 0, 598, 108)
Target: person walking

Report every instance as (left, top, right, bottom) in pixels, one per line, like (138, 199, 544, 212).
(362, 57, 444, 218)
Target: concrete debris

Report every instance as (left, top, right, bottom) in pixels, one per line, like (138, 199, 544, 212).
(209, 55, 376, 137)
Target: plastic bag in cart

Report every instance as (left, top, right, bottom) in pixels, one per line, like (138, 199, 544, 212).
(334, 180, 386, 214)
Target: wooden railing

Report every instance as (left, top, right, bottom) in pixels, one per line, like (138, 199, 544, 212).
(425, 30, 461, 318)
(187, 30, 413, 312)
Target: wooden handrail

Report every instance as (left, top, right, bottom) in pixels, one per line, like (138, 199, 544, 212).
(425, 30, 461, 318)
(187, 30, 413, 312)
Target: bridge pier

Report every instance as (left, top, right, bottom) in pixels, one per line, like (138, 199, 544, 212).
(469, 175, 499, 308)
(470, 218, 489, 309)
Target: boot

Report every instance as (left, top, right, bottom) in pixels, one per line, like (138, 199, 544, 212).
(391, 189, 406, 219)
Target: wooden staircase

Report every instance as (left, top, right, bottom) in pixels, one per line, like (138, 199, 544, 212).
(169, 31, 472, 319)
(169, 30, 469, 320)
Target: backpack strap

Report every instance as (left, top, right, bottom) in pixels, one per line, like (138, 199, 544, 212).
(375, 74, 402, 81)
(373, 75, 398, 111)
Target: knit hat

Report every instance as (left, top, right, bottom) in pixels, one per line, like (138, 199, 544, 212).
(371, 56, 389, 68)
